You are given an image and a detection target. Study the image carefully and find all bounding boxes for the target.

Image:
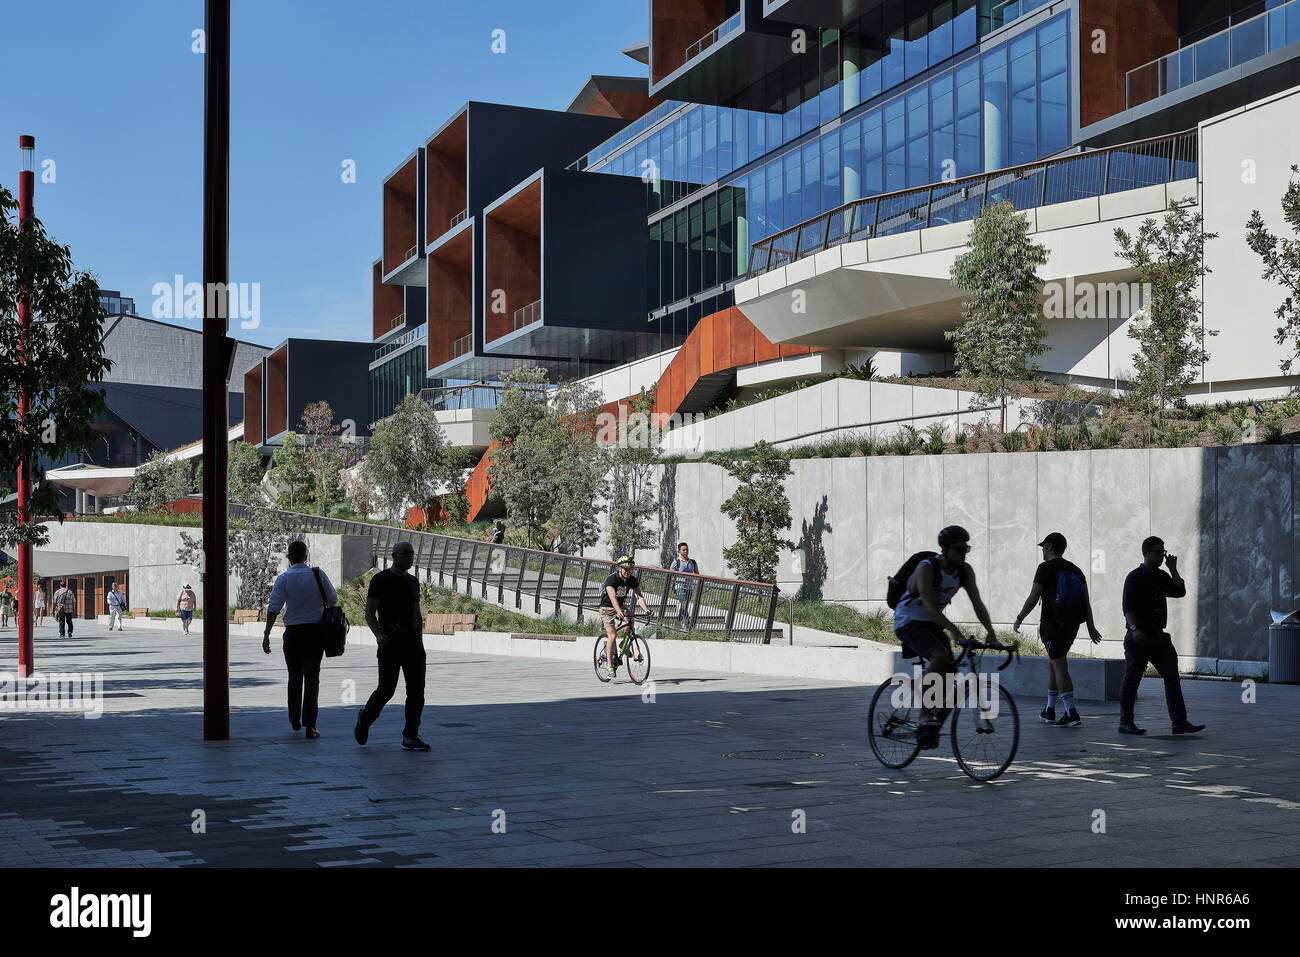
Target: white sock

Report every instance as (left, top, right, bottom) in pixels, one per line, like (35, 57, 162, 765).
(1059, 692, 1075, 715)
(1046, 690, 1059, 711)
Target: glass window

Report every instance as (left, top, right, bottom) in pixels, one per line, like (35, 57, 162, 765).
(784, 150, 802, 228)
(821, 132, 842, 211)
(1038, 16, 1069, 156)
(954, 0, 977, 52)
(703, 106, 717, 183)
(635, 140, 649, 183)
(689, 203, 703, 295)
(906, 87, 930, 188)
(802, 140, 821, 218)
(931, 71, 955, 182)
(906, 13, 929, 79)
(820, 28, 841, 122)
(703, 195, 718, 290)
(861, 55, 882, 103)
(955, 58, 981, 176)
(661, 217, 674, 305)
(841, 116, 862, 201)
(883, 22, 905, 91)
(1009, 32, 1037, 167)
(688, 109, 703, 183)
(931, 1, 954, 67)
(766, 159, 784, 234)
(719, 188, 736, 283)
(748, 109, 765, 166)
(749, 168, 767, 242)
(863, 109, 884, 195)
(674, 210, 688, 302)
(648, 221, 662, 310)
(884, 97, 906, 193)
(731, 108, 747, 170)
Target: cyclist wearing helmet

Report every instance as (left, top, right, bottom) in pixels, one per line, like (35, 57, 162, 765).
(600, 556, 651, 680)
(893, 525, 998, 746)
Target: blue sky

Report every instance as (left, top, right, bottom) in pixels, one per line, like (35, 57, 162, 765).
(0, 1, 647, 347)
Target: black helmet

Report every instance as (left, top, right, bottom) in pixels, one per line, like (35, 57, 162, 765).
(938, 525, 970, 547)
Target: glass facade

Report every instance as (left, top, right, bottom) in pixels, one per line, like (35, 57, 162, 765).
(641, 12, 1071, 319)
(370, 346, 427, 424)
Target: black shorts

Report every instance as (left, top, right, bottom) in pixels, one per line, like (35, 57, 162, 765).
(895, 620, 948, 660)
(1042, 622, 1081, 660)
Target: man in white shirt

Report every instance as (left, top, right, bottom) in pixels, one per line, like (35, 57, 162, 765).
(263, 540, 337, 740)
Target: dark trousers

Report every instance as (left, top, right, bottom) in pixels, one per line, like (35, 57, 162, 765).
(1120, 630, 1188, 726)
(283, 623, 324, 729)
(58, 611, 74, 637)
(359, 638, 426, 739)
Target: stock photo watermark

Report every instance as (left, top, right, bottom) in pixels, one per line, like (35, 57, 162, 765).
(0, 671, 104, 718)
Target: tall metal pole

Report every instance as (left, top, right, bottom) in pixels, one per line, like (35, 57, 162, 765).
(202, 0, 231, 739)
(16, 136, 35, 678)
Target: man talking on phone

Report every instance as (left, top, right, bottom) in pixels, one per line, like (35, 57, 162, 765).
(1118, 536, 1205, 736)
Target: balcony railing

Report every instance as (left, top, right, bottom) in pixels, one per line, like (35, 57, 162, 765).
(684, 11, 742, 63)
(374, 321, 426, 361)
(452, 332, 472, 358)
(450, 208, 468, 230)
(389, 312, 405, 331)
(513, 299, 541, 331)
(416, 383, 547, 412)
(1127, 0, 1300, 109)
(403, 244, 418, 263)
(989, 0, 1051, 31)
(747, 129, 1198, 277)
(567, 100, 686, 172)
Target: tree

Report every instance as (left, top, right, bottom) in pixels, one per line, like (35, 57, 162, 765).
(177, 508, 294, 612)
(435, 448, 477, 527)
(0, 183, 113, 549)
(299, 401, 354, 516)
(947, 201, 1049, 431)
(228, 440, 265, 505)
(270, 431, 312, 512)
(126, 450, 191, 513)
(363, 391, 449, 527)
(718, 441, 795, 584)
(546, 377, 609, 555)
(606, 387, 659, 560)
(340, 465, 373, 521)
(1246, 164, 1300, 373)
(487, 368, 554, 549)
(1115, 204, 1218, 416)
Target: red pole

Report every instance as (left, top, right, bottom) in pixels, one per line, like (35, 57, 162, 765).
(17, 135, 35, 678)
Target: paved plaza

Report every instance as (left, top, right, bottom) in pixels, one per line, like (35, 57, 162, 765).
(1, 621, 1298, 868)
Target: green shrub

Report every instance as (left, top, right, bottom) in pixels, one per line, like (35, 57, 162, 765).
(1001, 431, 1026, 452)
(1209, 415, 1238, 445)
(923, 423, 948, 455)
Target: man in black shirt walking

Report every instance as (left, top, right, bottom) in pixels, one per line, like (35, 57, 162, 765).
(354, 541, 431, 751)
(1119, 536, 1205, 736)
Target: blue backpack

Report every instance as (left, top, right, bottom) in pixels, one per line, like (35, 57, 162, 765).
(1054, 567, 1088, 630)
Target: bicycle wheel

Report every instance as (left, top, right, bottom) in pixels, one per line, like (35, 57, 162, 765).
(951, 684, 1019, 782)
(867, 678, 922, 769)
(593, 636, 614, 683)
(625, 636, 651, 685)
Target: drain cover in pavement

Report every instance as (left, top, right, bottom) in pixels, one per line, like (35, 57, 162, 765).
(723, 749, 824, 761)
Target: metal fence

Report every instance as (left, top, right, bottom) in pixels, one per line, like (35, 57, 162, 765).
(230, 504, 780, 643)
(747, 129, 1198, 277)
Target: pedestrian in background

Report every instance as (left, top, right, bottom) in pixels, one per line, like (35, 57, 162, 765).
(175, 583, 197, 636)
(107, 584, 127, 632)
(0, 588, 11, 628)
(34, 584, 46, 626)
(1119, 537, 1205, 736)
(263, 540, 336, 740)
(52, 581, 75, 637)
(1013, 532, 1101, 727)
(669, 541, 698, 629)
(354, 541, 431, 752)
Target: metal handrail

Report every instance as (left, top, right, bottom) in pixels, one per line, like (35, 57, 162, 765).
(374, 321, 426, 361)
(452, 333, 472, 358)
(990, 0, 1051, 30)
(746, 128, 1198, 277)
(685, 11, 742, 62)
(403, 244, 417, 262)
(513, 299, 541, 331)
(450, 209, 468, 229)
(1126, 0, 1299, 109)
(228, 503, 780, 643)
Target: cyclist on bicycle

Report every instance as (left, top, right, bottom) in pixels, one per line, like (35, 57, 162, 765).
(893, 525, 998, 748)
(600, 556, 651, 679)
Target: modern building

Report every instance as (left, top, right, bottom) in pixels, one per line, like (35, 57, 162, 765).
(242, 337, 374, 451)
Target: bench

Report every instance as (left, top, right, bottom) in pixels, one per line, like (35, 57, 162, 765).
(424, 613, 476, 635)
(232, 609, 261, 624)
(128, 607, 148, 618)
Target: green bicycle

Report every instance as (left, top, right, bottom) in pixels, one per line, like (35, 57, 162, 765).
(594, 611, 654, 685)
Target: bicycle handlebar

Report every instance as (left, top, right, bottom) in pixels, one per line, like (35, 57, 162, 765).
(956, 635, 1020, 671)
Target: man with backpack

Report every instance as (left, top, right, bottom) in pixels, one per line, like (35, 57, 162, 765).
(669, 542, 698, 629)
(889, 525, 997, 748)
(1012, 532, 1101, 727)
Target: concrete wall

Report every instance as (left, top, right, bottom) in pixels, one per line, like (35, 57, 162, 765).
(601, 445, 1296, 670)
(37, 521, 372, 612)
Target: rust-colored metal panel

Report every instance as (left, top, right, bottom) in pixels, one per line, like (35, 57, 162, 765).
(729, 307, 753, 368)
(698, 312, 715, 377)
(1078, 0, 1178, 126)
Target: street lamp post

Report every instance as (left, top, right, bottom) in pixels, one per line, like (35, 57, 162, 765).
(17, 135, 35, 678)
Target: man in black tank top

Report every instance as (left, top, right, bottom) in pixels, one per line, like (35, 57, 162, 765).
(894, 525, 998, 747)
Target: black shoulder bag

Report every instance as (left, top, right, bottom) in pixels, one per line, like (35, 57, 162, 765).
(312, 567, 349, 657)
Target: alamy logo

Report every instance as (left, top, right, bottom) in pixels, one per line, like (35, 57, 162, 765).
(49, 887, 151, 937)
(151, 274, 261, 329)
(0, 671, 103, 718)
(1042, 277, 1152, 320)
(887, 666, 1000, 717)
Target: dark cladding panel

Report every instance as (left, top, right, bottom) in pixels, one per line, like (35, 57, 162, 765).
(284, 339, 376, 438)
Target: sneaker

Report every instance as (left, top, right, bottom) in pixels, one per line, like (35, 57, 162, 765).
(353, 711, 369, 746)
(1172, 721, 1206, 735)
(605, 666, 616, 679)
(1053, 710, 1082, 727)
(916, 721, 942, 750)
(401, 736, 431, 751)
(305, 728, 321, 740)
(1039, 707, 1055, 724)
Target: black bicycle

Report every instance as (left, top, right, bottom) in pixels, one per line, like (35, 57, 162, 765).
(594, 611, 654, 685)
(868, 635, 1021, 782)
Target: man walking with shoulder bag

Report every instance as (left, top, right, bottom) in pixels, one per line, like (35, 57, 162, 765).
(264, 540, 337, 740)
